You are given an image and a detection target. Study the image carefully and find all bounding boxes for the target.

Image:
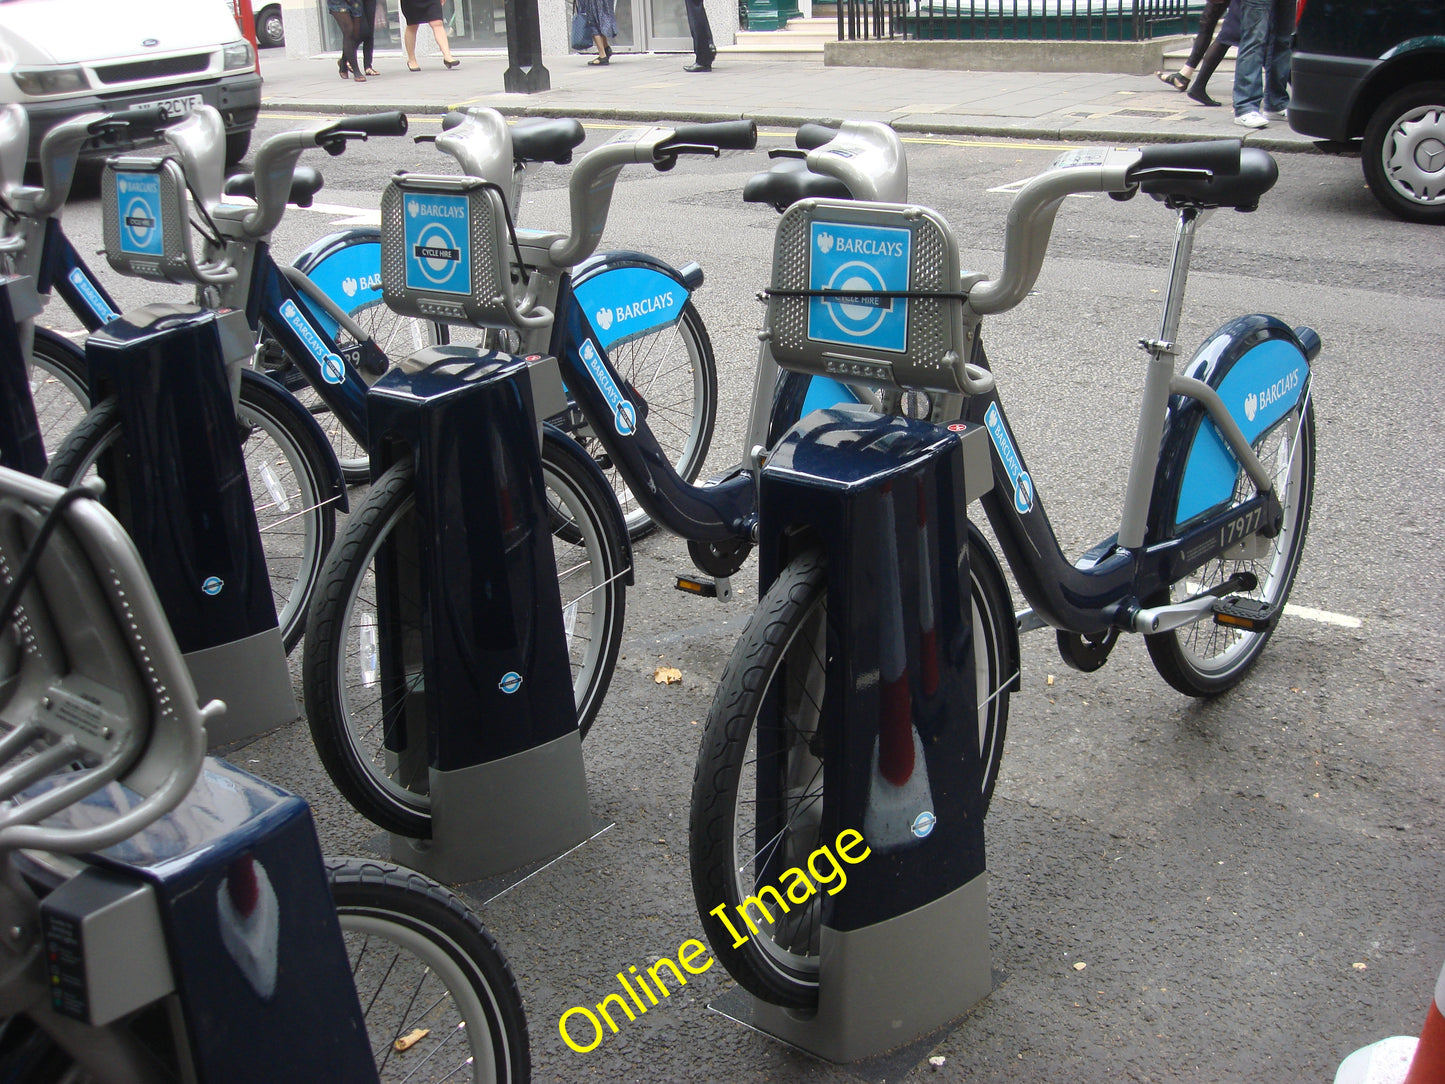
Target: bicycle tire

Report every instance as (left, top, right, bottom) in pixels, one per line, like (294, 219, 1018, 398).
(27, 328, 90, 463)
(327, 857, 531, 1084)
(42, 373, 336, 653)
(688, 534, 1013, 1009)
(303, 434, 627, 838)
(1145, 401, 1316, 696)
(556, 300, 717, 541)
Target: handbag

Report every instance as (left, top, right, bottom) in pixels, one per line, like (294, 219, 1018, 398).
(571, 7, 593, 51)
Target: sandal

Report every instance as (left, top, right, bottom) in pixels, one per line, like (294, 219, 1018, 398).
(365, 67, 381, 76)
(1156, 71, 1189, 92)
(588, 55, 609, 65)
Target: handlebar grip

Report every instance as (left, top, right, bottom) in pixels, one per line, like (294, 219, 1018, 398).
(794, 122, 839, 150)
(323, 111, 409, 140)
(118, 105, 169, 130)
(664, 120, 758, 152)
(1129, 139, 1242, 179)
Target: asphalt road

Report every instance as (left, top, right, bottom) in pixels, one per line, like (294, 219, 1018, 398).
(45, 115, 1445, 1082)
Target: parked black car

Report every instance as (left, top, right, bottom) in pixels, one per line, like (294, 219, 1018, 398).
(1289, 0, 1445, 224)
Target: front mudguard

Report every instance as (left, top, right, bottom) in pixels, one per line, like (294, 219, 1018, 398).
(1148, 314, 1317, 542)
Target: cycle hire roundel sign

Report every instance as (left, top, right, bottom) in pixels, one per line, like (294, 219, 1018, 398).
(806, 220, 910, 354)
(116, 172, 164, 257)
(402, 192, 471, 296)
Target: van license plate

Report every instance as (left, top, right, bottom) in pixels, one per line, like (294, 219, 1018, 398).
(144, 95, 204, 120)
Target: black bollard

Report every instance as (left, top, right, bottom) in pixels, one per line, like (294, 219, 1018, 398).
(503, 0, 551, 93)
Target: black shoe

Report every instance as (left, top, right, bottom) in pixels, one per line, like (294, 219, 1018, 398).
(683, 62, 712, 72)
(1187, 84, 1221, 107)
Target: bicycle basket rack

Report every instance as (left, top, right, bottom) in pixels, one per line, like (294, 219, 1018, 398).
(764, 199, 978, 395)
(100, 156, 204, 286)
(380, 173, 518, 330)
(0, 469, 211, 855)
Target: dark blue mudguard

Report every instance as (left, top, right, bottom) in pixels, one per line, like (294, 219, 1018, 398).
(1148, 314, 1316, 541)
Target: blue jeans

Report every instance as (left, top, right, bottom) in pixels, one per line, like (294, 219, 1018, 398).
(1232, 0, 1293, 115)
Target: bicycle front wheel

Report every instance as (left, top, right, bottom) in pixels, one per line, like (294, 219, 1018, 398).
(303, 435, 627, 838)
(560, 301, 717, 540)
(689, 532, 1013, 1009)
(1145, 402, 1316, 696)
(42, 373, 336, 653)
(28, 328, 90, 461)
(328, 857, 530, 1083)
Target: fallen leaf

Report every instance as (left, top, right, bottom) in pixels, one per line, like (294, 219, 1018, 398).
(394, 1027, 430, 1052)
(654, 666, 682, 685)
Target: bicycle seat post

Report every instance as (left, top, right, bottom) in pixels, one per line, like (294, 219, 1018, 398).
(1118, 206, 1204, 551)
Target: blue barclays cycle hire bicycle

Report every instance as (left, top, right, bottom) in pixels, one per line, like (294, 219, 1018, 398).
(36, 106, 420, 651)
(0, 465, 531, 1082)
(684, 135, 1318, 1010)
(0, 103, 430, 650)
(289, 106, 725, 540)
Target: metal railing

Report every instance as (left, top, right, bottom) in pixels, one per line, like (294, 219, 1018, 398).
(836, 0, 1198, 42)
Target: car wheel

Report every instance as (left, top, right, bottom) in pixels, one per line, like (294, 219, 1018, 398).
(1362, 81, 1445, 225)
(256, 5, 285, 48)
(226, 130, 253, 167)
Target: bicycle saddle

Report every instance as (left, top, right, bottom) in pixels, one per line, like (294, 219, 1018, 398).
(510, 117, 587, 165)
(439, 111, 586, 165)
(744, 158, 851, 213)
(1128, 140, 1279, 211)
(223, 165, 325, 208)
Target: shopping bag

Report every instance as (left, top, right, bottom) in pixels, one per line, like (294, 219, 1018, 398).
(571, 11, 593, 51)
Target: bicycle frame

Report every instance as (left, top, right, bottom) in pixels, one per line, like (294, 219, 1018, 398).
(961, 203, 1316, 639)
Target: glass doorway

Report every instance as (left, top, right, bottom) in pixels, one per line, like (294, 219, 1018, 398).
(608, 0, 695, 52)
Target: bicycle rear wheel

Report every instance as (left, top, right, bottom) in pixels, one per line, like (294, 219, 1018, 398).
(688, 534, 1012, 1008)
(1145, 402, 1315, 696)
(327, 857, 530, 1084)
(303, 434, 627, 838)
(42, 373, 336, 653)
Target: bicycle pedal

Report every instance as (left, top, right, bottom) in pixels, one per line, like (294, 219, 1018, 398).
(676, 573, 732, 602)
(1212, 596, 1278, 632)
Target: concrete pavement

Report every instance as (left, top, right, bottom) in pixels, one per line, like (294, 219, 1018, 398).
(255, 46, 1321, 151)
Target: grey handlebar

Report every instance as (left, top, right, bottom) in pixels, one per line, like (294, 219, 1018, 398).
(963, 147, 1141, 316)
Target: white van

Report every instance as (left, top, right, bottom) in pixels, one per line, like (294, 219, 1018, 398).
(0, 0, 261, 166)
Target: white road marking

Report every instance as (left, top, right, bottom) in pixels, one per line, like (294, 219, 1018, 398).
(1283, 602, 1362, 629)
(299, 201, 380, 226)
